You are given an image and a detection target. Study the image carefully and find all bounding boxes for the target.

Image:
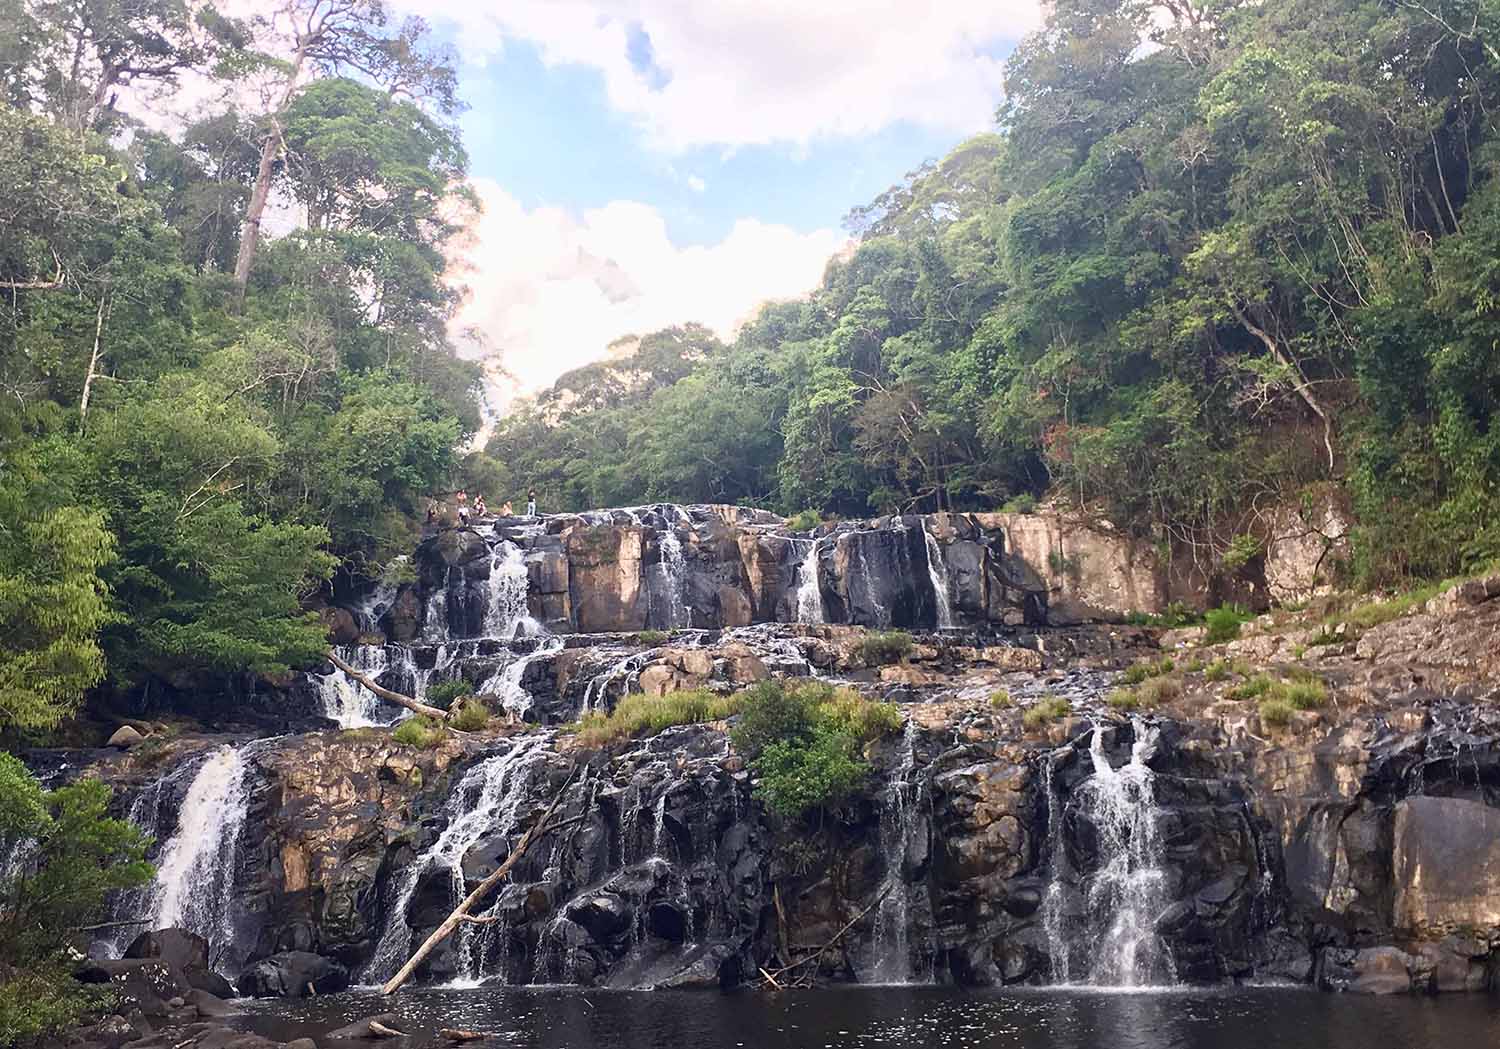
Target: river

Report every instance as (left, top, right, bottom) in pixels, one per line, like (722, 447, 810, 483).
(229, 985, 1500, 1048)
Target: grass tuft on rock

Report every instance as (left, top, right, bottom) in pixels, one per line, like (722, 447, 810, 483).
(855, 630, 914, 666)
(393, 716, 446, 749)
(449, 698, 492, 731)
(571, 688, 738, 747)
(1022, 694, 1071, 729)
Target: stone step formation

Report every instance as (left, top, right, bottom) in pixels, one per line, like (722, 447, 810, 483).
(47, 505, 1500, 1001)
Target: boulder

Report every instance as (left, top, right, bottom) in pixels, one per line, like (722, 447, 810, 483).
(236, 952, 349, 999)
(75, 960, 187, 1017)
(125, 929, 210, 973)
(320, 606, 361, 645)
(1393, 796, 1500, 939)
(107, 725, 144, 749)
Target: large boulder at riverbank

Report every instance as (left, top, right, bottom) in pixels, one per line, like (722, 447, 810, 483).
(237, 952, 349, 998)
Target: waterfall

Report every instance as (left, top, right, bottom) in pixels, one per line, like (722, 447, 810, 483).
(865, 719, 929, 984)
(424, 567, 452, 642)
(1043, 720, 1173, 987)
(854, 540, 889, 627)
(317, 645, 398, 728)
(480, 636, 564, 720)
(364, 735, 551, 984)
(656, 529, 690, 629)
(794, 539, 825, 625)
(922, 528, 955, 629)
(355, 560, 404, 633)
(109, 745, 254, 966)
(484, 542, 534, 640)
(1039, 749, 1072, 983)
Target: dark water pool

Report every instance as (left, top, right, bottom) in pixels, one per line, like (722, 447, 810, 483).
(229, 985, 1500, 1049)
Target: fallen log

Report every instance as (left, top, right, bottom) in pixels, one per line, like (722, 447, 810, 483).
(760, 882, 893, 988)
(381, 765, 583, 995)
(327, 649, 449, 721)
(440, 1030, 490, 1042)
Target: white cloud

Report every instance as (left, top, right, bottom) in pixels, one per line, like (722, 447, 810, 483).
(450, 179, 846, 401)
(686, 174, 707, 194)
(393, 0, 1044, 151)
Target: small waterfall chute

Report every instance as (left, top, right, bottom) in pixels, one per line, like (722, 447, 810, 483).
(864, 718, 931, 984)
(922, 527, 955, 629)
(364, 734, 552, 984)
(654, 528, 691, 629)
(480, 636, 565, 721)
(317, 645, 400, 728)
(794, 538, 825, 625)
(1042, 719, 1174, 988)
(484, 541, 535, 640)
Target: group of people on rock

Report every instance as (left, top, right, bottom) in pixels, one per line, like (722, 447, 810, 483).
(425, 488, 539, 528)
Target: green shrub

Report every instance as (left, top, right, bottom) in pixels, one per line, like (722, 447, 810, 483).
(855, 630, 914, 665)
(754, 726, 869, 818)
(1204, 604, 1252, 645)
(1022, 695, 1071, 729)
(729, 680, 904, 819)
(1185, 658, 1205, 673)
(989, 689, 1012, 709)
(0, 757, 151, 1040)
(1259, 697, 1295, 727)
(393, 716, 445, 748)
(1125, 602, 1202, 628)
(0, 965, 114, 1045)
(1106, 688, 1140, 711)
(635, 629, 670, 646)
(573, 688, 738, 747)
(1204, 659, 1233, 682)
(449, 698, 491, 731)
(1226, 675, 1273, 701)
(426, 679, 472, 708)
(786, 509, 821, 532)
(999, 493, 1038, 514)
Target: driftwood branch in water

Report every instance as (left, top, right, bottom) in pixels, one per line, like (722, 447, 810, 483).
(760, 882, 894, 988)
(327, 648, 449, 721)
(440, 1030, 490, 1042)
(381, 765, 584, 995)
(76, 919, 151, 932)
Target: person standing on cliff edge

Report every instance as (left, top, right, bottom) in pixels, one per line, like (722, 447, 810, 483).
(526, 490, 537, 517)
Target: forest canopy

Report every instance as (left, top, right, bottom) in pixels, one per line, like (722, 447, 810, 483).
(4, 0, 1500, 736)
(485, 0, 1500, 590)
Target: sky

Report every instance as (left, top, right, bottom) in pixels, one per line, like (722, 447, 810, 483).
(385, 1, 1047, 405)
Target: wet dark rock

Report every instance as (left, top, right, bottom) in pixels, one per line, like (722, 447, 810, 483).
(236, 953, 349, 999)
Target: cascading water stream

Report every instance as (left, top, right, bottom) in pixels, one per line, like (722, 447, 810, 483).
(794, 538, 826, 625)
(101, 743, 263, 967)
(655, 529, 690, 629)
(318, 645, 398, 728)
(480, 636, 565, 720)
(865, 718, 930, 984)
(1043, 720, 1173, 988)
(364, 735, 551, 985)
(922, 528, 955, 629)
(484, 541, 535, 640)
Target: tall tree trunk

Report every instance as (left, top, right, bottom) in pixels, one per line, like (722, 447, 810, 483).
(79, 293, 109, 423)
(231, 40, 310, 301)
(1231, 305, 1337, 471)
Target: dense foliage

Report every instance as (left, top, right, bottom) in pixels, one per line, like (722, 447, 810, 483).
(0, 0, 480, 733)
(0, 754, 152, 1041)
(488, 0, 1500, 587)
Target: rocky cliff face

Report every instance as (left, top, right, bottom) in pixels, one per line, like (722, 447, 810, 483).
(62, 555, 1500, 999)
